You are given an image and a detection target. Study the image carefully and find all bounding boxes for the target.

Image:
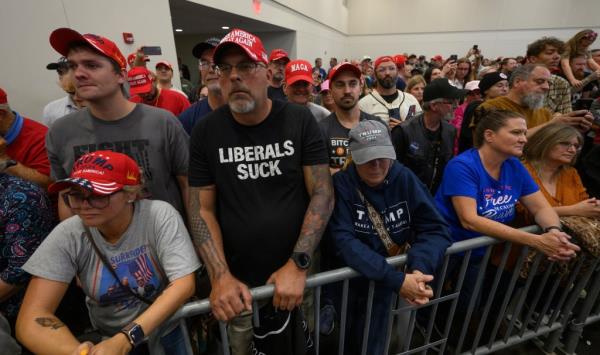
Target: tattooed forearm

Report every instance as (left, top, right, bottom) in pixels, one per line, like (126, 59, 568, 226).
(35, 317, 65, 330)
(187, 186, 229, 281)
(295, 164, 334, 254)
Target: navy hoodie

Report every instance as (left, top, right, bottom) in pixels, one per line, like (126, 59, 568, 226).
(327, 161, 451, 291)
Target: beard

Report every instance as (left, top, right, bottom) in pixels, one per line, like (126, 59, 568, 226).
(230, 96, 256, 113)
(521, 92, 545, 110)
(273, 72, 284, 82)
(336, 95, 358, 110)
(376, 75, 396, 89)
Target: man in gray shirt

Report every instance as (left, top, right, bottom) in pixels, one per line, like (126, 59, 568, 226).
(45, 28, 190, 219)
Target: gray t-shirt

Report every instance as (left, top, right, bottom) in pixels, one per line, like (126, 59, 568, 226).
(46, 104, 189, 215)
(23, 199, 200, 337)
(308, 102, 331, 123)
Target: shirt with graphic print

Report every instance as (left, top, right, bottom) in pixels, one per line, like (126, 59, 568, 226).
(189, 100, 328, 287)
(23, 199, 200, 337)
(318, 111, 385, 169)
(46, 104, 189, 216)
(434, 148, 539, 256)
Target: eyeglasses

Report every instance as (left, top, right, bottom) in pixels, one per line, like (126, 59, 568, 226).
(62, 191, 120, 209)
(557, 141, 582, 151)
(583, 32, 598, 41)
(199, 60, 217, 71)
(215, 62, 266, 78)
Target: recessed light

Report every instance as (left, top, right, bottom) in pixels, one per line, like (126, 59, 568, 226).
(221, 26, 230, 30)
(175, 28, 183, 32)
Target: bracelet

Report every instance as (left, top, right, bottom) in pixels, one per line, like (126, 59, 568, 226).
(543, 226, 563, 233)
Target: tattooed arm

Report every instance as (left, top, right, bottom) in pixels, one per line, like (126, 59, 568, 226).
(16, 277, 80, 354)
(187, 186, 252, 321)
(267, 164, 334, 310)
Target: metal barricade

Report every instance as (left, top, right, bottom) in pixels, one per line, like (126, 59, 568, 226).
(172, 225, 600, 355)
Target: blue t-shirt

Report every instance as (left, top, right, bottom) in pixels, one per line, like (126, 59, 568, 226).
(178, 99, 213, 136)
(434, 149, 538, 254)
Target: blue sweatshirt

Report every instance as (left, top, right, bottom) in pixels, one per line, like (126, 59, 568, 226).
(327, 161, 451, 291)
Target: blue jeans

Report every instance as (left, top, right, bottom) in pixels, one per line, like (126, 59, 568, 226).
(159, 325, 189, 355)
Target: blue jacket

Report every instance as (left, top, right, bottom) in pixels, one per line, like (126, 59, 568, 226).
(327, 161, 451, 291)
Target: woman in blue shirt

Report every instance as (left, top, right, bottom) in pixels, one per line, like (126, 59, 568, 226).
(434, 109, 580, 341)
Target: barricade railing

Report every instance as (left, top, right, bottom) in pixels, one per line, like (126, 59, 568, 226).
(172, 225, 600, 355)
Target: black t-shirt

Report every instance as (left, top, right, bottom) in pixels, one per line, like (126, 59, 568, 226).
(318, 111, 385, 169)
(189, 100, 328, 286)
(381, 91, 399, 104)
(267, 85, 287, 102)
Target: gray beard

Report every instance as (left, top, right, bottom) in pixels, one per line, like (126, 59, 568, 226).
(230, 98, 256, 114)
(521, 92, 545, 110)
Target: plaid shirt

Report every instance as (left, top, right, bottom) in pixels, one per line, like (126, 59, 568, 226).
(544, 75, 572, 114)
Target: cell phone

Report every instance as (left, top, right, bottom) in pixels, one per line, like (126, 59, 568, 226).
(141, 46, 162, 56)
(473, 45, 478, 51)
(574, 98, 594, 111)
(449, 54, 458, 62)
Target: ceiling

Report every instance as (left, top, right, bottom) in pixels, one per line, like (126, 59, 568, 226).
(169, 0, 291, 35)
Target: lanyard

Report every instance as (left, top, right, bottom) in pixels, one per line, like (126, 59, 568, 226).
(4, 111, 24, 145)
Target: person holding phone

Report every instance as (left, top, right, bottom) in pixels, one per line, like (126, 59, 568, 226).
(359, 55, 422, 129)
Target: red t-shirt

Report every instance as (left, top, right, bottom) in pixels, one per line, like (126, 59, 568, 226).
(130, 88, 191, 116)
(7, 117, 50, 176)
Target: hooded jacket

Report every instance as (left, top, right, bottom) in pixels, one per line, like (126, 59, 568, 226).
(327, 161, 451, 291)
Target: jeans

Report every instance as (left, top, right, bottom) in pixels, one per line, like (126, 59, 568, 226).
(159, 325, 189, 355)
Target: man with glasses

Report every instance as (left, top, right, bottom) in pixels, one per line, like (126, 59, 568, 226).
(45, 28, 189, 219)
(179, 37, 224, 135)
(359, 55, 422, 129)
(478, 64, 594, 138)
(188, 28, 333, 355)
(267, 48, 290, 101)
(392, 78, 460, 193)
(42, 57, 86, 128)
(283, 59, 330, 122)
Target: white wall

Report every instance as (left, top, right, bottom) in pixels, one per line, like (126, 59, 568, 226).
(344, 0, 600, 59)
(0, 0, 180, 120)
(187, 0, 348, 66)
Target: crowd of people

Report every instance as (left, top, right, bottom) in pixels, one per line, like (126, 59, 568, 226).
(1, 25, 600, 355)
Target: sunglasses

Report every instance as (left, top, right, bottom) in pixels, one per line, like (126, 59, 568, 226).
(583, 32, 598, 41)
(63, 191, 120, 209)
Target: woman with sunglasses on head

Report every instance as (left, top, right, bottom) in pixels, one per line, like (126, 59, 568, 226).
(561, 29, 600, 89)
(515, 123, 600, 224)
(17, 151, 200, 355)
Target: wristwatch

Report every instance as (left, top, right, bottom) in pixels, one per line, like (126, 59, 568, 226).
(291, 252, 311, 270)
(121, 322, 145, 348)
(0, 159, 17, 172)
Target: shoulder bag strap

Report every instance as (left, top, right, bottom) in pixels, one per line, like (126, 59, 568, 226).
(356, 188, 407, 256)
(82, 224, 153, 305)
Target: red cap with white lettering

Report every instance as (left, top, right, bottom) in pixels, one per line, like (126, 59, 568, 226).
(48, 151, 141, 195)
(213, 28, 268, 65)
(285, 59, 313, 86)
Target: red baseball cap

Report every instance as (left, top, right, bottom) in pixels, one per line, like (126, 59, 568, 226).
(374, 55, 395, 70)
(127, 53, 150, 67)
(50, 28, 126, 70)
(327, 62, 362, 81)
(432, 55, 443, 61)
(269, 49, 290, 63)
(127, 67, 153, 95)
(0, 88, 7, 108)
(213, 28, 268, 65)
(48, 151, 141, 195)
(393, 54, 407, 67)
(155, 61, 173, 70)
(285, 60, 313, 86)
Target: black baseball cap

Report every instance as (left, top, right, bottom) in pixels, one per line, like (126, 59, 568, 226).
(46, 57, 68, 71)
(192, 37, 221, 59)
(423, 78, 466, 102)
